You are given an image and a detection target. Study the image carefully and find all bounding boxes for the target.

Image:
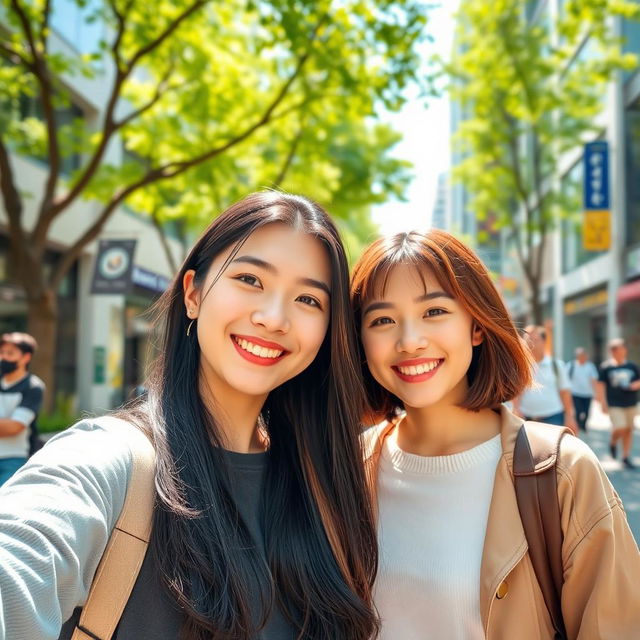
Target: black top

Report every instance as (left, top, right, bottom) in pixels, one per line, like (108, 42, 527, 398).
(598, 360, 640, 408)
(60, 448, 297, 639)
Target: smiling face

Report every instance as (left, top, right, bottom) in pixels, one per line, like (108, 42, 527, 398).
(183, 223, 332, 408)
(360, 263, 483, 412)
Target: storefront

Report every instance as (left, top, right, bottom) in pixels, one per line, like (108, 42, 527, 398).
(562, 287, 608, 364)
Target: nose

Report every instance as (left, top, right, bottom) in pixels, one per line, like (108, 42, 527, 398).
(250, 296, 291, 334)
(396, 321, 428, 353)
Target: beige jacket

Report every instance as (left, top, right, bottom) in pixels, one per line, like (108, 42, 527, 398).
(363, 406, 640, 639)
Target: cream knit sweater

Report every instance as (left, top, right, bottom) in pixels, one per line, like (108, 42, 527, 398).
(374, 430, 502, 640)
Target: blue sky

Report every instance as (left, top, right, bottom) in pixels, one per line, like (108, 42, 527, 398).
(372, 0, 459, 235)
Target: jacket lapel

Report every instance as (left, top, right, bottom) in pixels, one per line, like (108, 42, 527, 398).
(479, 406, 528, 631)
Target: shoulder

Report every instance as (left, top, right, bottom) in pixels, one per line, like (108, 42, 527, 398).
(555, 434, 622, 551)
(361, 420, 394, 461)
(14, 416, 138, 491)
(25, 374, 45, 390)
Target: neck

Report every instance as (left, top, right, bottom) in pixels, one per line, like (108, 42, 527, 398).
(2, 368, 27, 385)
(200, 381, 267, 454)
(398, 401, 501, 457)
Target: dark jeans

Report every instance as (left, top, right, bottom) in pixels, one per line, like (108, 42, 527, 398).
(572, 395, 592, 432)
(524, 411, 565, 426)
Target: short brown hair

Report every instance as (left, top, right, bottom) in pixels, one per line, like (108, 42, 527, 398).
(0, 332, 37, 355)
(351, 230, 533, 419)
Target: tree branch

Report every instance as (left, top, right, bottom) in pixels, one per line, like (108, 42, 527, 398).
(0, 132, 24, 233)
(125, 0, 209, 72)
(115, 63, 175, 129)
(273, 120, 305, 187)
(41, 0, 209, 231)
(9, 0, 62, 236)
(9, 0, 38, 60)
(0, 41, 33, 70)
(150, 208, 179, 274)
(40, 0, 52, 48)
(49, 14, 326, 289)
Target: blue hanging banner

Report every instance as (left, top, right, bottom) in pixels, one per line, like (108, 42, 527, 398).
(583, 141, 610, 210)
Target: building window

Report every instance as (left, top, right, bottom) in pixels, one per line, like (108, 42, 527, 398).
(625, 96, 640, 246)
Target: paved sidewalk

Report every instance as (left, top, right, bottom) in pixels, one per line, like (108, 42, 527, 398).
(580, 401, 640, 544)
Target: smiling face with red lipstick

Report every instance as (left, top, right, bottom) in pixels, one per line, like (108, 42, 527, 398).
(360, 262, 483, 414)
(183, 222, 331, 410)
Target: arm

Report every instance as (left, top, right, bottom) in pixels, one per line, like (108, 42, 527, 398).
(557, 362, 578, 434)
(596, 381, 608, 413)
(559, 389, 578, 435)
(0, 421, 131, 639)
(0, 418, 26, 436)
(559, 440, 640, 638)
(0, 380, 43, 437)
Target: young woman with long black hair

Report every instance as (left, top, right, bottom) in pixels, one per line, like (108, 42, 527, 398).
(0, 192, 379, 640)
(351, 230, 640, 640)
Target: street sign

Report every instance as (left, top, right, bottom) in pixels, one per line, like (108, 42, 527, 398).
(90, 239, 137, 294)
(583, 141, 610, 250)
(583, 210, 611, 251)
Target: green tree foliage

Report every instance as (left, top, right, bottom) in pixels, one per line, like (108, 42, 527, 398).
(448, 0, 638, 322)
(0, 0, 427, 398)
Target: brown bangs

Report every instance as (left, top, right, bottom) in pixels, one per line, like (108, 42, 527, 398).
(351, 230, 534, 420)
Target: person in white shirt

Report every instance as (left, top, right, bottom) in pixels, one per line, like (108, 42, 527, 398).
(567, 347, 598, 432)
(512, 326, 578, 434)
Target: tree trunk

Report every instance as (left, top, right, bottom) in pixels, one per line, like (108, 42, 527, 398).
(26, 290, 58, 413)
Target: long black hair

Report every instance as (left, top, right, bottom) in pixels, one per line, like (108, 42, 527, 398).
(121, 192, 379, 639)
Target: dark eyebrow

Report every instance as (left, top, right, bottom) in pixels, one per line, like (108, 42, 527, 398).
(231, 255, 276, 272)
(231, 255, 330, 296)
(363, 290, 454, 316)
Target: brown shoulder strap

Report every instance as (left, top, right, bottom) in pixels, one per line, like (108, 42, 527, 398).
(513, 421, 570, 640)
(71, 417, 156, 640)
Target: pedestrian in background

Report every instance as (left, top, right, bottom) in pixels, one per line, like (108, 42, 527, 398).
(512, 325, 578, 434)
(567, 347, 599, 432)
(598, 338, 640, 469)
(0, 332, 45, 485)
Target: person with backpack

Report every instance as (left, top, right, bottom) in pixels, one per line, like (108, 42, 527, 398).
(351, 230, 640, 640)
(567, 347, 599, 432)
(0, 332, 45, 485)
(512, 325, 578, 434)
(0, 192, 380, 640)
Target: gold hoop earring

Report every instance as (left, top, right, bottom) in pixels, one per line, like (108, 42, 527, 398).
(186, 319, 195, 337)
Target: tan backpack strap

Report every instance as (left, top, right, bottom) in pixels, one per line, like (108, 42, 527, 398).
(71, 417, 156, 640)
(513, 421, 570, 640)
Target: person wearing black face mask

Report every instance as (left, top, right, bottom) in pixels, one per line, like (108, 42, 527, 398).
(0, 333, 45, 485)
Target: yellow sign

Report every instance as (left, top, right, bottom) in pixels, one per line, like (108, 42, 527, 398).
(564, 288, 608, 315)
(583, 210, 611, 251)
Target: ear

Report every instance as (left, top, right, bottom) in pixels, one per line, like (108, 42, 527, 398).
(183, 270, 200, 318)
(471, 323, 484, 347)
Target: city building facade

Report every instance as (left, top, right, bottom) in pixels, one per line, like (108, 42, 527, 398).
(450, 0, 640, 364)
(0, 1, 183, 413)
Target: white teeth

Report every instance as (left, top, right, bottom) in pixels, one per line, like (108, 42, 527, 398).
(397, 360, 440, 376)
(234, 337, 283, 359)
